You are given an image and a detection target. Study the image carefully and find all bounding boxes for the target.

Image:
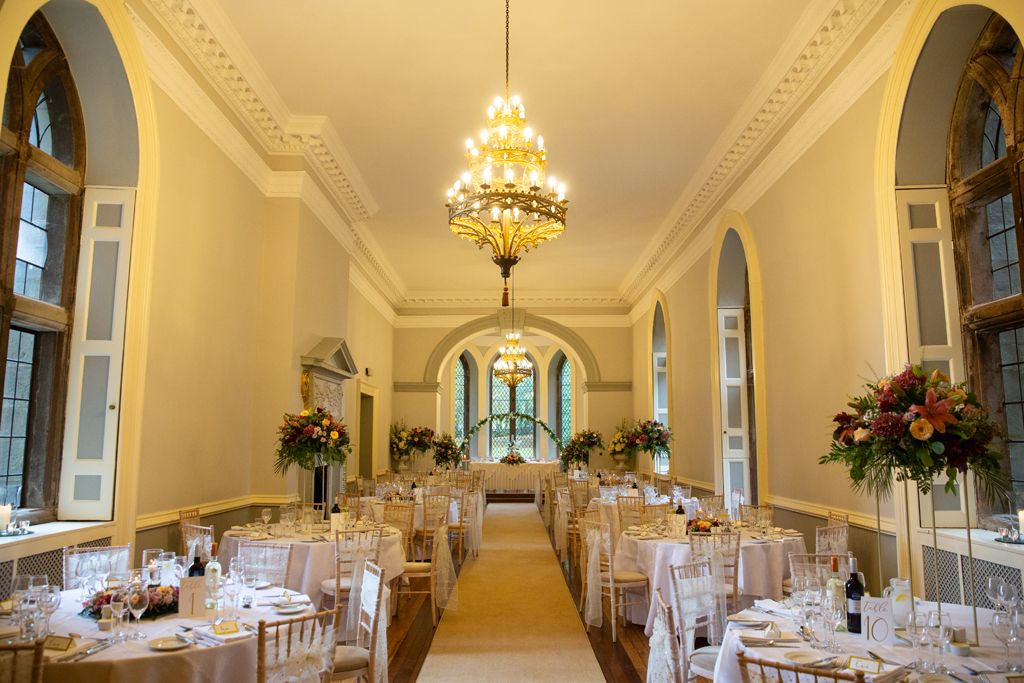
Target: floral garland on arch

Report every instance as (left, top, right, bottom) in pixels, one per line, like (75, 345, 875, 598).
(432, 432, 463, 469)
(818, 365, 1006, 501)
(389, 422, 435, 460)
(459, 412, 564, 459)
(274, 407, 350, 474)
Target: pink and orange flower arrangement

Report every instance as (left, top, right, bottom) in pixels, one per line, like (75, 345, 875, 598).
(819, 365, 1005, 499)
(389, 423, 435, 459)
(608, 420, 673, 459)
(560, 429, 604, 469)
(274, 407, 350, 474)
(81, 585, 178, 620)
(432, 432, 463, 469)
(499, 450, 527, 466)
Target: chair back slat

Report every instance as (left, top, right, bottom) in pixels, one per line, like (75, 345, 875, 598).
(736, 651, 865, 681)
(257, 605, 341, 683)
(182, 523, 214, 563)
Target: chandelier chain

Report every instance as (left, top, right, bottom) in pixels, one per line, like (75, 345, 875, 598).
(505, 0, 510, 100)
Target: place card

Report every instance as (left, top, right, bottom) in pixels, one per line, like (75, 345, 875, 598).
(847, 656, 882, 674)
(178, 577, 205, 618)
(43, 635, 73, 652)
(211, 620, 240, 635)
(861, 597, 898, 644)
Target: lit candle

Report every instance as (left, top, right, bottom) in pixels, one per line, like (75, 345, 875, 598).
(1018, 509, 1024, 535)
(0, 504, 11, 530)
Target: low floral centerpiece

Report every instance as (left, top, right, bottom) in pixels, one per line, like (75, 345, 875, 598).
(274, 407, 350, 474)
(499, 449, 527, 466)
(432, 432, 463, 470)
(632, 419, 672, 459)
(390, 422, 435, 472)
(81, 585, 179, 620)
(560, 429, 604, 470)
(687, 517, 721, 533)
(819, 365, 1005, 499)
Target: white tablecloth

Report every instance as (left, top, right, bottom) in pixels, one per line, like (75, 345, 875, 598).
(551, 496, 700, 560)
(714, 600, 1007, 682)
(219, 529, 406, 604)
(470, 461, 560, 493)
(615, 531, 807, 634)
(43, 589, 314, 682)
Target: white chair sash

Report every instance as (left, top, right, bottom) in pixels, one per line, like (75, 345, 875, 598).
(344, 546, 369, 643)
(583, 527, 604, 628)
(434, 526, 459, 611)
(265, 621, 334, 683)
(646, 598, 675, 683)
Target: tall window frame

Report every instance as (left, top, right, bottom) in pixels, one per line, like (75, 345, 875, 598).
(488, 354, 537, 460)
(0, 14, 85, 519)
(652, 303, 669, 475)
(453, 352, 470, 443)
(555, 353, 571, 447)
(948, 16, 1024, 509)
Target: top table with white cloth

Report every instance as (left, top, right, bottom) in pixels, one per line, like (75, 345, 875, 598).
(469, 461, 560, 494)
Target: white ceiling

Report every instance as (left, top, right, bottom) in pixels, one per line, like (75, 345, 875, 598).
(216, 1, 815, 299)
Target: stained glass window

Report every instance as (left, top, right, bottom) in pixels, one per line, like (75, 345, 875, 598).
(556, 355, 571, 446)
(489, 355, 536, 459)
(454, 354, 468, 441)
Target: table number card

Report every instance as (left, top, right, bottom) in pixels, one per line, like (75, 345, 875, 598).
(178, 577, 205, 618)
(861, 597, 898, 644)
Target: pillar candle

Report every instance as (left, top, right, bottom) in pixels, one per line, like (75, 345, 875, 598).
(1018, 509, 1024, 535)
(0, 504, 11, 530)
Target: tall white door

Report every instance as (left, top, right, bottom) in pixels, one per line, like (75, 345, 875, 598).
(718, 308, 750, 503)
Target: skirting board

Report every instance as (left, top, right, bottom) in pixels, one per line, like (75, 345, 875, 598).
(135, 494, 296, 531)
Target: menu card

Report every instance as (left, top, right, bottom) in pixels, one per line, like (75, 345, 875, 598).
(178, 577, 205, 618)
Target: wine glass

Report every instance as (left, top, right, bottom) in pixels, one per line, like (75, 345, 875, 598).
(1000, 583, 1021, 611)
(37, 586, 60, 638)
(820, 591, 844, 653)
(222, 574, 241, 619)
(127, 581, 149, 640)
(261, 507, 272, 529)
(994, 611, 1015, 672)
(904, 611, 927, 671)
(109, 594, 127, 644)
(16, 591, 40, 642)
(988, 576, 1007, 611)
(925, 610, 949, 673)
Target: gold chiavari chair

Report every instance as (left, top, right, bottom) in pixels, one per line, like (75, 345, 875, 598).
(641, 502, 671, 525)
(238, 541, 292, 590)
(321, 528, 382, 610)
(448, 490, 479, 562)
(177, 508, 201, 556)
(687, 532, 741, 613)
(0, 641, 43, 683)
(827, 510, 849, 527)
(671, 478, 692, 499)
(383, 502, 415, 560)
(63, 544, 131, 592)
(697, 495, 724, 516)
(579, 519, 649, 643)
(669, 558, 725, 681)
(736, 651, 865, 682)
(182, 523, 214, 563)
(815, 524, 848, 555)
(257, 604, 340, 683)
(332, 562, 388, 681)
(617, 496, 644, 530)
(415, 495, 450, 560)
(739, 503, 774, 526)
(396, 525, 456, 625)
(651, 589, 684, 683)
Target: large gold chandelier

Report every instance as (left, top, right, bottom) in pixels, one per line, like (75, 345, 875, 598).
(446, 0, 568, 307)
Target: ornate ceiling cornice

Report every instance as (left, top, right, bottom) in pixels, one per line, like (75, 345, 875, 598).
(620, 0, 886, 302)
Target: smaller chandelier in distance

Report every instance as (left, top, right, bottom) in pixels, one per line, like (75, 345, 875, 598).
(446, 94, 568, 306)
(492, 331, 533, 388)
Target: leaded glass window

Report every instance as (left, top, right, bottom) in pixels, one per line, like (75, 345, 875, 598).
(1000, 327, 1024, 493)
(981, 100, 1006, 169)
(489, 355, 536, 459)
(0, 329, 34, 505)
(985, 193, 1020, 300)
(454, 354, 469, 441)
(556, 355, 571, 446)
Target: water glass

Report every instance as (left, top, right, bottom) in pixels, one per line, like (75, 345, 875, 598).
(905, 611, 927, 670)
(37, 586, 61, 638)
(17, 592, 40, 642)
(109, 596, 127, 644)
(128, 580, 149, 640)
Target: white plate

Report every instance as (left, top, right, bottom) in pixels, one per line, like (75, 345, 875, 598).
(272, 603, 308, 615)
(782, 529, 801, 535)
(148, 636, 190, 651)
(254, 581, 272, 590)
(783, 651, 828, 666)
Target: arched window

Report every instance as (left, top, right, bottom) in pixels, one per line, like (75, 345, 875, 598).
(555, 353, 571, 446)
(948, 17, 1023, 506)
(0, 14, 84, 512)
(489, 356, 536, 460)
(651, 303, 669, 475)
(454, 353, 470, 442)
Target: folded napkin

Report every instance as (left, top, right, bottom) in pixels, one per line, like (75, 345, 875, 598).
(195, 624, 252, 643)
(737, 626, 801, 644)
(865, 663, 910, 683)
(753, 599, 794, 617)
(727, 609, 774, 623)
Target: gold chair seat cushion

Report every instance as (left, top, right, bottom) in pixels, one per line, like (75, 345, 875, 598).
(333, 645, 369, 672)
(600, 570, 648, 585)
(403, 561, 432, 573)
(320, 576, 353, 596)
(689, 645, 719, 677)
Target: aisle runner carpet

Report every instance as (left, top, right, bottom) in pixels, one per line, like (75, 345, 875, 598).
(416, 503, 605, 682)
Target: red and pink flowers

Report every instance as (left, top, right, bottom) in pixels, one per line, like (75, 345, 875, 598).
(275, 407, 350, 474)
(821, 365, 1005, 498)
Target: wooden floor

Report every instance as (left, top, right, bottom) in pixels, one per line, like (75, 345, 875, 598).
(381, 501, 656, 683)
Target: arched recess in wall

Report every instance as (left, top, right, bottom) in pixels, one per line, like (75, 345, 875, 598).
(876, 0, 1024, 580)
(648, 292, 671, 475)
(707, 211, 768, 505)
(0, 0, 158, 543)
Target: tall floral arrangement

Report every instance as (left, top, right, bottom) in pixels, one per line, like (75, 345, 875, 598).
(632, 420, 672, 458)
(819, 365, 1006, 500)
(274, 407, 350, 474)
(432, 432, 463, 469)
(608, 421, 636, 459)
(389, 422, 435, 459)
(560, 429, 603, 469)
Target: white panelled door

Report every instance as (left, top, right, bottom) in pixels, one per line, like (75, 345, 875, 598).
(718, 308, 750, 503)
(58, 187, 135, 520)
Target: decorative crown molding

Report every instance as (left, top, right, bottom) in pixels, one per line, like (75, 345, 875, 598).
(399, 291, 626, 308)
(620, 0, 886, 302)
(141, 0, 377, 223)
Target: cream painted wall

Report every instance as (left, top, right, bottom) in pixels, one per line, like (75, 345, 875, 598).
(136, 87, 264, 515)
(744, 75, 889, 517)
(345, 284, 395, 475)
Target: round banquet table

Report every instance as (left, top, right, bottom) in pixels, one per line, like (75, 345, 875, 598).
(614, 530, 806, 635)
(714, 599, 1006, 681)
(219, 526, 406, 604)
(41, 588, 315, 683)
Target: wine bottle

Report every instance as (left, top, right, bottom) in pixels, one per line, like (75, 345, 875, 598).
(825, 555, 846, 620)
(845, 555, 863, 634)
(204, 542, 222, 611)
(330, 499, 341, 514)
(675, 501, 685, 515)
(188, 554, 204, 577)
